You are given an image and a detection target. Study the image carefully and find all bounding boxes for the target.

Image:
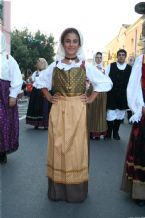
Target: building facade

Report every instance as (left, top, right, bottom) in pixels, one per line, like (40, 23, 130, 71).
(104, 15, 145, 65)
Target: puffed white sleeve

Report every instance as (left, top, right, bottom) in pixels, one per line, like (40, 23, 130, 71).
(85, 63, 113, 92)
(34, 62, 55, 90)
(9, 56, 23, 98)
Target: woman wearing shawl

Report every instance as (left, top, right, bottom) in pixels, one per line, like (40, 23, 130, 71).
(0, 31, 22, 164)
(35, 28, 113, 202)
(26, 58, 51, 129)
(89, 52, 107, 140)
(121, 54, 145, 206)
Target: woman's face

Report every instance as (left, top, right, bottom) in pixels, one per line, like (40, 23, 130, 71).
(63, 33, 80, 58)
(95, 54, 102, 64)
(36, 59, 44, 70)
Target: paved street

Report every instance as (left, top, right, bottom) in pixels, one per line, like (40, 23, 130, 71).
(1, 104, 145, 218)
(18, 98, 29, 120)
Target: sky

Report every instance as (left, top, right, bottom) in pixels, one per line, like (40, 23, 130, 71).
(10, 0, 142, 58)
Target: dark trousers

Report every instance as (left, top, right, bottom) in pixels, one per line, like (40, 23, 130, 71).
(106, 120, 121, 140)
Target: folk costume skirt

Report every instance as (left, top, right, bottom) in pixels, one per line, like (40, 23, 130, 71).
(89, 92, 107, 137)
(0, 79, 19, 154)
(26, 87, 51, 128)
(121, 116, 145, 200)
(47, 96, 88, 202)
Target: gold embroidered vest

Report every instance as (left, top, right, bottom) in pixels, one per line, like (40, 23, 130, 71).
(52, 66, 86, 96)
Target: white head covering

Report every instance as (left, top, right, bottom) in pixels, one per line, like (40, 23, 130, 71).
(93, 52, 103, 69)
(56, 28, 85, 61)
(0, 31, 9, 78)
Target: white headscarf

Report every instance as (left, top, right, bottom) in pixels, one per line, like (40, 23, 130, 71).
(55, 28, 85, 61)
(0, 31, 9, 79)
(93, 52, 103, 70)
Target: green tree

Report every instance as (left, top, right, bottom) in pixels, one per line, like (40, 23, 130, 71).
(11, 28, 55, 78)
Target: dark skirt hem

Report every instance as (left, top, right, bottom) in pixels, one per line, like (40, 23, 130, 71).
(48, 178, 88, 203)
(0, 145, 19, 154)
(26, 120, 48, 127)
(90, 131, 107, 137)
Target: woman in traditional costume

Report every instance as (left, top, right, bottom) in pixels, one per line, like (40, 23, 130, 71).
(89, 52, 107, 140)
(26, 58, 51, 129)
(0, 31, 22, 164)
(35, 28, 112, 202)
(121, 54, 145, 206)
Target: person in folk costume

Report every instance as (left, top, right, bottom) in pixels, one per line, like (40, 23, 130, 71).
(35, 27, 112, 202)
(0, 31, 23, 164)
(105, 49, 132, 140)
(121, 54, 145, 206)
(26, 58, 51, 129)
(89, 52, 107, 140)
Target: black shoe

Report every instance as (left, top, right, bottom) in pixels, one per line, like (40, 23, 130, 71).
(135, 199, 145, 207)
(95, 137, 100, 140)
(113, 133, 120, 140)
(90, 136, 96, 140)
(104, 135, 111, 140)
(34, 126, 39, 130)
(0, 153, 7, 164)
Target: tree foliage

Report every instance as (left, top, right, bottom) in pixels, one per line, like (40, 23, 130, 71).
(11, 28, 56, 77)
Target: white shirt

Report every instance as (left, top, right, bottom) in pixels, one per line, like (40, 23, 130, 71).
(0, 55, 23, 98)
(34, 60, 113, 92)
(105, 62, 127, 76)
(31, 71, 41, 89)
(127, 54, 144, 122)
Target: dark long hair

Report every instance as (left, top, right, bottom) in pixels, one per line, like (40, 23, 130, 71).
(60, 28, 81, 46)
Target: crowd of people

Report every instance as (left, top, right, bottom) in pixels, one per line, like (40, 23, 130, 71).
(0, 27, 145, 206)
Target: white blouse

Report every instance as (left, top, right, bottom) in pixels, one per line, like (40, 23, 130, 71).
(34, 60, 113, 92)
(127, 54, 144, 122)
(105, 62, 127, 76)
(31, 71, 41, 89)
(0, 55, 23, 98)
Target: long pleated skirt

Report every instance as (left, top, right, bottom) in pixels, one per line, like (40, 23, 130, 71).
(0, 79, 19, 153)
(89, 92, 107, 137)
(47, 96, 88, 202)
(121, 116, 145, 200)
(26, 87, 51, 127)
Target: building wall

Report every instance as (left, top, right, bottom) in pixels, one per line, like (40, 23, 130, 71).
(104, 36, 118, 65)
(104, 15, 145, 64)
(125, 17, 145, 57)
(0, 0, 11, 53)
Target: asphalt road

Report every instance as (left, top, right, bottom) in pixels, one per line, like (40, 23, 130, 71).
(1, 118, 145, 218)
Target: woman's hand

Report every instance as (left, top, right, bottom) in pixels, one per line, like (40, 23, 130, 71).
(42, 88, 60, 104)
(9, 97, 17, 107)
(142, 106, 145, 116)
(49, 94, 59, 104)
(80, 92, 98, 104)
